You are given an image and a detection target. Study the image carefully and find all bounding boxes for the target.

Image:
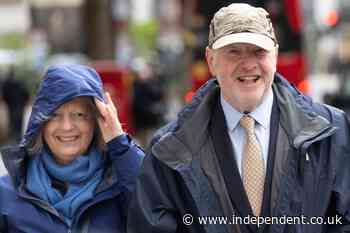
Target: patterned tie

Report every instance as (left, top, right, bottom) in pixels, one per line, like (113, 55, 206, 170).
(240, 115, 265, 216)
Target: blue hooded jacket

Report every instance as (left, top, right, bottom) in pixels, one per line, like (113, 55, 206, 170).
(22, 64, 105, 147)
(0, 65, 144, 233)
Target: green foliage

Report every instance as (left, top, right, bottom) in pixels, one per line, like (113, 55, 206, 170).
(130, 21, 159, 57)
(0, 33, 27, 49)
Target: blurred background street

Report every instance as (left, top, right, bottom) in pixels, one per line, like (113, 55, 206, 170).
(1, 0, 350, 175)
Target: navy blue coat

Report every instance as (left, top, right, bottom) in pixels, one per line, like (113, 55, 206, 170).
(128, 74, 350, 233)
(0, 65, 144, 233)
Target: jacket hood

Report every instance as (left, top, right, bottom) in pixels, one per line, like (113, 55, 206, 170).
(21, 64, 105, 147)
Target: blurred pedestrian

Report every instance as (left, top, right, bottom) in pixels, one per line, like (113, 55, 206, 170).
(1, 66, 30, 142)
(132, 58, 165, 146)
(128, 3, 350, 233)
(0, 64, 144, 233)
(0, 74, 8, 145)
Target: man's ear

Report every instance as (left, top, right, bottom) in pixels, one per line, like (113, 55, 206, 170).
(274, 45, 279, 59)
(273, 46, 279, 72)
(205, 47, 216, 76)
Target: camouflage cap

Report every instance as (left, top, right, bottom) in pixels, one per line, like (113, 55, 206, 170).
(208, 3, 278, 50)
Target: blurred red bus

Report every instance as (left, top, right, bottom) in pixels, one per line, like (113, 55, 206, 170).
(90, 61, 135, 134)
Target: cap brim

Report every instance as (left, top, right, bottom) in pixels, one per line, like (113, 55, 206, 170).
(212, 32, 275, 51)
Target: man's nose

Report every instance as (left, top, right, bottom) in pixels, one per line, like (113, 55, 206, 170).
(240, 53, 258, 71)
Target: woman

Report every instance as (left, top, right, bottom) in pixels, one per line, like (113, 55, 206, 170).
(0, 64, 144, 233)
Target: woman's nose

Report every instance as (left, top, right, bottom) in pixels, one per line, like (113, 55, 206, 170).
(60, 115, 75, 130)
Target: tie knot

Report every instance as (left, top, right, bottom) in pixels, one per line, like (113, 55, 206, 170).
(240, 115, 255, 135)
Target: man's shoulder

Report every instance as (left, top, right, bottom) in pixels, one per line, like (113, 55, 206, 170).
(150, 79, 219, 146)
(275, 73, 345, 120)
(150, 121, 178, 147)
(312, 101, 347, 124)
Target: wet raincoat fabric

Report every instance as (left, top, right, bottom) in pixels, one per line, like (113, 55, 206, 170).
(0, 65, 144, 233)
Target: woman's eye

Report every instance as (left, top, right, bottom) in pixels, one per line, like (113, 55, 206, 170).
(71, 112, 90, 121)
(51, 113, 60, 120)
(72, 112, 85, 118)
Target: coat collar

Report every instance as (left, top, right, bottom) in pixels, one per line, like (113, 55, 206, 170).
(152, 79, 219, 169)
(272, 73, 336, 150)
(152, 73, 337, 169)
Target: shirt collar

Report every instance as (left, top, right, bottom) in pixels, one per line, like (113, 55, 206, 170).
(250, 89, 274, 129)
(220, 95, 243, 132)
(220, 88, 274, 131)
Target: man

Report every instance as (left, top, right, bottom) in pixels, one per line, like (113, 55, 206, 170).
(2, 67, 30, 143)
(127, 3, 350, 233)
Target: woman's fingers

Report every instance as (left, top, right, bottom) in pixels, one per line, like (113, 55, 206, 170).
(96, 115, 105, 128)
(94, 93, 124, 142)
(105, 92, 118, 114)
(94, 97, 107, 118)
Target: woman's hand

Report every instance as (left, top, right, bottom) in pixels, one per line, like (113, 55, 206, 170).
(94, 92, 124, 143)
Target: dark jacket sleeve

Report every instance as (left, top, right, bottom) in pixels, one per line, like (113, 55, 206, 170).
(127, 153, 179, 233)
(106, 134, 144, 224)
(0, 177, 8, 233)
(107, 134, 144, 193)
(329, 112, 350, 232)
(0, 215, 7, 233)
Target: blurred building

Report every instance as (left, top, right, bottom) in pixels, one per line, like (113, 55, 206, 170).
(0, 0, 30, 34)
(30, 0, 85, 53)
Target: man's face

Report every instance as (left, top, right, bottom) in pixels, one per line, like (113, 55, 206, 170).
(206, 43, 277, 112)
(43, 97, 96, 165)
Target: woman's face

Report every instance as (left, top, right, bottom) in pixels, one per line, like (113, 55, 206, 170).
(43, 97, 95, 165)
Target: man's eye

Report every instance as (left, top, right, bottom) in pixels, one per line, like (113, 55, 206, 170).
(228, 49, 240, 54)
(255, 49, 267, 56)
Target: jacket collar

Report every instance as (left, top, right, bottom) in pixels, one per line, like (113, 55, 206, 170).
(152, 79, 219, 169)
(221, 89, 273, 132)
(272, 73, 336, 150)
(153, 73, 337, 170)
